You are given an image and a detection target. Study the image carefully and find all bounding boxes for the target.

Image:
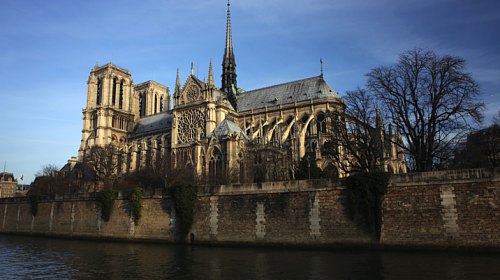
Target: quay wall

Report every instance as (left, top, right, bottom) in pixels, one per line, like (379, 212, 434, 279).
(381, 168, 500, 248)
(0, 168, 499, 249)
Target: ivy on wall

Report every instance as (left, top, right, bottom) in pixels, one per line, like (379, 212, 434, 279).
(130, 187, 144, 226)
(345, 172, 390, 240)
(28, 195, 40, 217)
(169, 184, 198, 241)
(97, 189, 114, 222)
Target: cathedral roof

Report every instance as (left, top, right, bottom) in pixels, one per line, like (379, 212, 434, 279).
(134, 80, 168, 90)
(131, 111, 173, 137)
(235, 75, 340, 112)
(209, 118, 249, 140)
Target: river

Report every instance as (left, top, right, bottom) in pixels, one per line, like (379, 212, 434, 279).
(0, 235, 498, 279)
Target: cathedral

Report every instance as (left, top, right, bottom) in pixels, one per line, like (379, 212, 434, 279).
(77, 1, 406, 185)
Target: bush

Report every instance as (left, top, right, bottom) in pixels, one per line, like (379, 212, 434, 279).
(130, 187, 144, 225)
(169, 184, 198, 240)
(295, 156, 322, 180)
(345, 172, 390, 240)
(98, 189, 114, 222)
(28, 195, 40, 216)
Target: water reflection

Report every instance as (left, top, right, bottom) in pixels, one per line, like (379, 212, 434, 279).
(0, 235, 498, 280)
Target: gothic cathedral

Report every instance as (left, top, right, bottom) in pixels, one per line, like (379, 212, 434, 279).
(77, 1, 407, 184)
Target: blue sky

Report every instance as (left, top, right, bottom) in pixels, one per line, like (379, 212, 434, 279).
(1, 0, 499, 183)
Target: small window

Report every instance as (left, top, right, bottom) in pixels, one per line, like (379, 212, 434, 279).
(154, 94, 158, 114)
(112, 77, 117, 105)
(119, 80, 124, 109)
(96, 78, 102, 105)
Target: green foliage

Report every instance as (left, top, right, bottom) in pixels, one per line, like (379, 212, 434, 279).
(295, 157, 323, 180)
(98, 189, 114, 222)
(169, 184, 198, 240)
(28, 195, 40, 217)
(130, 187, 144, 225)
(345, 172, 390, 240)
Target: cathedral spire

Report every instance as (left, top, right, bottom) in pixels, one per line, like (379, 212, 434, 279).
(225, 0, 233, 59)
(208, 58, 214, 87)
(175, 68, 181, 95)
(222, 0, 237, 109)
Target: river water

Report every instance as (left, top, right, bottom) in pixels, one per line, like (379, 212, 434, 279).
(0, 235, 499, 280)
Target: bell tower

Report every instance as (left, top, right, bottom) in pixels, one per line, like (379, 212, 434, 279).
(78, 63, 134, 159)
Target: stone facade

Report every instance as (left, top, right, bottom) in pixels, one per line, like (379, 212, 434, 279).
(73, 1, 406, 184)
(0, 173, 17, 198)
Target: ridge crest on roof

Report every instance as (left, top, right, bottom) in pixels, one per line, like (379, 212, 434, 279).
(239, 75, 323, 95)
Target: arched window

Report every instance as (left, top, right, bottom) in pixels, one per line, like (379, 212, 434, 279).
(136, 146, 141, 170)
(143, 92, 147, 116)
(160, 96, 164, 112)
(96, 77, 103, 106)
(112, 77, 117, 106)
(154, 94, 157, 114)
(92, 113, 98, 130)
(139, 94, 143, 117)
(139, 92, 146, 117)
(316, 113, 327, 134)
(145, 139, 152, 168)
(209, 148, 223, 184)
(119, 80, 124, 109)
(322, 164, 339, 178)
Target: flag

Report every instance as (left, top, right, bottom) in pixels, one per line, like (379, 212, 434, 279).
(20, 175, 23, 181)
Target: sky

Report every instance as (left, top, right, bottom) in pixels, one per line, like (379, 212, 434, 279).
(0, 0, 499, 183)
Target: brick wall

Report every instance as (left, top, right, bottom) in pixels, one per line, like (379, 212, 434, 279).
(381, 168, 500, 248)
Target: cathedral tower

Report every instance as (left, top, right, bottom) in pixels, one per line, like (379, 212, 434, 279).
(221, 0, 237, 109)
(78, 63, 134, 160)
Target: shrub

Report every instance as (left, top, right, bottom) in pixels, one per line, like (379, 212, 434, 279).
(28, 195, 40, 216)
(130, 187, 144, 225)
(169, 184, 198, 240)
(295, 157, 322, 180)
(98, 189, 114, 222)
(345, 172, 390, 240)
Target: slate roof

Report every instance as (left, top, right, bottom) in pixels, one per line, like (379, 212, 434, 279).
(209, 118, 250, 140)
(236, 75, 340, 112)
(0, 172, 15, 182)
(131, 111, 173, 137)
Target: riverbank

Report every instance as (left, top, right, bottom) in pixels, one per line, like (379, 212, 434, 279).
(1, 168, 499, 251)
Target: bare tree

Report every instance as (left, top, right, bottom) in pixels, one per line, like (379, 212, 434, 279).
(367, 49, 483, 171)
(322, 88, 385, 174)
(83, 144, 122, 181)
(35, 164, 60, 177)
(449, 124, 500, 169)
(493, 110, 500, 125)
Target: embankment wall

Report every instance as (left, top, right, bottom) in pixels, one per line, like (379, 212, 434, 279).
(381, 168, 500, 248)
(1, 168, 498, 249)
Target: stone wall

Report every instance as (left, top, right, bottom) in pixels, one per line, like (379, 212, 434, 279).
(381, 168, 500, 248)
(190, 187, 371, 245)
(0, 180, 373, 246)
(0, 169, 499, 249)
(0, 197, 175, 241)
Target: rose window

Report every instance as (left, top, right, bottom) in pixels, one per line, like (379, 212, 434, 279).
(177, 109, 205, 143)
(187, 85, 199, 102)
